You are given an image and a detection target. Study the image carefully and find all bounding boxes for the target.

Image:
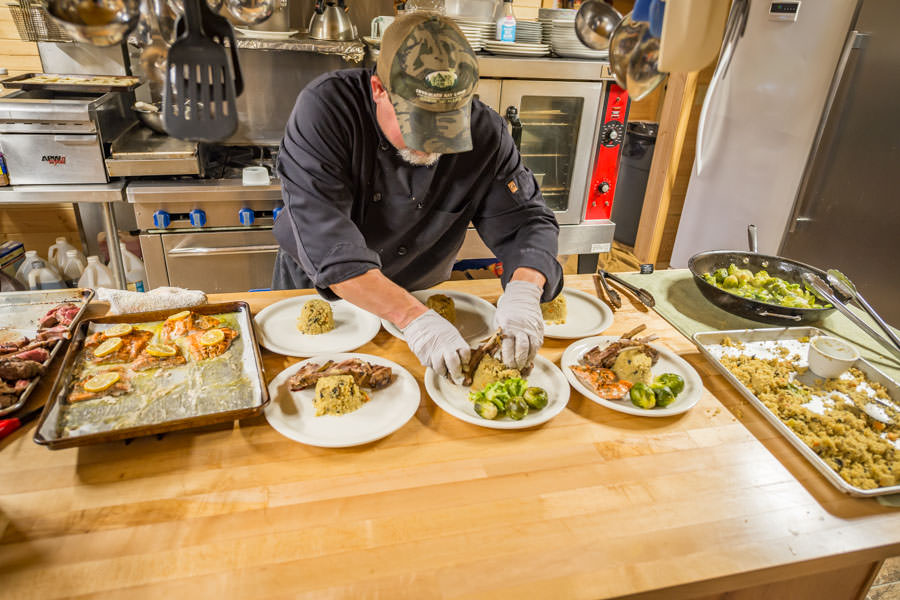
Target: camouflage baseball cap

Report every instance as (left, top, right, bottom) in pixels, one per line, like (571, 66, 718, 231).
(376, 12, 479, 154)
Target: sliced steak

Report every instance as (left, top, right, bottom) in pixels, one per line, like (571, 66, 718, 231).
(13, 347, 50, 363)
(0, 359, 44, 380)
(0, 394, 18, 408)
(38, 302, 80, 329)
(36, 325, 68, 342)
(0, 378, 30, 395)
(0, 337, 30, 356)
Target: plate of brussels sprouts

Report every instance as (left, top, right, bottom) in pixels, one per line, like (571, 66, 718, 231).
(424, 355, 570, 429)
(562, 335, 703, 417)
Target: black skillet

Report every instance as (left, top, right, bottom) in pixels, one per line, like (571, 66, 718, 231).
(687, 225, 840, 324)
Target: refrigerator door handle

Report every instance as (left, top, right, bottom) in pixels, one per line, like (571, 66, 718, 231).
(787, 30, 867, 233)
(696, 0, 748, 175)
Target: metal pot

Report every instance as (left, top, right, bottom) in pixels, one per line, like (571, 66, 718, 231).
(688, 250, 838, 324)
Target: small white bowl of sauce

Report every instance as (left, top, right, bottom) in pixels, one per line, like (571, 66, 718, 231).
(808, 335, 859, 379)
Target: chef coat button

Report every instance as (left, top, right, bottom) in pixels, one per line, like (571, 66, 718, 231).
(380, 143, 388, 151)
(373, 192, 382, 203)
(416, 202, 423, 209)
(397, 246, 408, 256)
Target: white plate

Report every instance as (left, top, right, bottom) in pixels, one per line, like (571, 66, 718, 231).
(425, 355, 569, 429)
(265, 353, 419, 447)
(234, 27, 298, 39)
(381, 289, 495, 345)
(562, 336, 703, 417)
(543, 288, 614, 339)
(254, 295, 381, 357)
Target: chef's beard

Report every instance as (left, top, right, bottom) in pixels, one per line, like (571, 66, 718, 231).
(397, 147, 441, 167)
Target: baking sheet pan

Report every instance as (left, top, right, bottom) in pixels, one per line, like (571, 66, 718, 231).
(34, 302, 269, 449)
(0, 288, 94, 417)
(0, 73, 141, 93)
(694, 326, 900, 497)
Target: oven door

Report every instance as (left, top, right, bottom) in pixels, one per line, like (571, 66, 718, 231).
(157, 229, 280, 293)
(498, 80, 604, 226)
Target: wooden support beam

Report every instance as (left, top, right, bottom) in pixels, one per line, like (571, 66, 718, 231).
(633, 71, 699, 265)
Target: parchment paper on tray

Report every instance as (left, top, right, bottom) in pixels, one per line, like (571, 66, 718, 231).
(34, 302, 268, 449)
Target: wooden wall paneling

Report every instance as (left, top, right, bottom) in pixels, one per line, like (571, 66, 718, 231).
(0, 4, 41, 80)
(632, 71, 699, 265)
(0, 204, 83, 255)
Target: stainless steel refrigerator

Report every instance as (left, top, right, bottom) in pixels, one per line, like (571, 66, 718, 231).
(670, 0, 900, 325)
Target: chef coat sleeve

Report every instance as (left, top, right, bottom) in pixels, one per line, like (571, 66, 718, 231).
(472, 114, 564, 303)
(273, 84, 381, 299)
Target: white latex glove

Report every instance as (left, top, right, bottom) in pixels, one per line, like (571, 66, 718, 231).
(493, 280, 544, 370)
(402, 310, 471, 383)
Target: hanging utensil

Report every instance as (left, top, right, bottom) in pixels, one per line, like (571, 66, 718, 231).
(608, 12, 646, 89)
(175, 0, 244, 96)
(827, 269, 900, 352)
(225, 0, 276, 25)
(46, 0, 141, 46)
(599, 270, 655, 308)
(163, 0, 237, 142)
(574, 0, 621, 51)
(802, 272, 900, 361)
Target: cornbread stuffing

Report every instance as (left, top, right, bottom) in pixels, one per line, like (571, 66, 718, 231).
(720, 348, 899, 490)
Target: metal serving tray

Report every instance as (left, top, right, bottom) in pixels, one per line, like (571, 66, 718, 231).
(0, 288, 94, 417)
(694, 327, 900, 498)
(0, 73, 141, 93)
(34, 302, 269, 450)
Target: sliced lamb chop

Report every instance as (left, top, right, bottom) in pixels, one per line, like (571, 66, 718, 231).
(36, 325, 69, 342)
(12, 347, 50, 363)
(462, 331, 502, 387)
(288, 359, 393, 391)
(0, 394, 18, 408)
(0, 337, 30, 356)
(0, 358, 44, 380)
(38, 302, 80, 329)
(0, 378, 30, 395)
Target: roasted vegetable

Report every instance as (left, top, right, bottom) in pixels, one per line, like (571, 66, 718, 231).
(523, 386, 548, 410)
(474, 398, 500, 420)
(654, 373, 685, 396)
(651, 384, 676, 408)
(507, 396, 529, 420)
(629, 383, 656, 409)
(505, 377, 527, 397)
(703, 262, 825, 309)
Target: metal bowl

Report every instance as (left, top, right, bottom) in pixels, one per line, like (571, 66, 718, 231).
(688, 250, 838, 324)
(133, 103, 166, 134)
(575, 0, 621, 51)
(46, 0, 141, 46)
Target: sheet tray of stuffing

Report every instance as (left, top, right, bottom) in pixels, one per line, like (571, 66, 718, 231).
(0, 288, 95, 417)
(694, 327, 900, 497)
(33, 302, 269, 449)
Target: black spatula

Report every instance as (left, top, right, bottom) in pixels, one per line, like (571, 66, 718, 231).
(163, 0, 237, 141)
(175, 0, 243, 96)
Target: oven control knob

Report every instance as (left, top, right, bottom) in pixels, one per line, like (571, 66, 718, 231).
(152, 210, 171, 229)
(273, 207, 283, 221)
(189, 209, 207, 227)
(597, 181, 611, 194)
(239, 208, 255, 226)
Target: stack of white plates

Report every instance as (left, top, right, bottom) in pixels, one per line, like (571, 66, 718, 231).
(514, 20, 542, 44)
(538, 7, 576, 44)
(452, 18, 493, 51)
(483, 40, 550, 57)
(550, 18, 608, 59)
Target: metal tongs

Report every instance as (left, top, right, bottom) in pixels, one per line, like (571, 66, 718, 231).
(600, 270, 655, 308)
(802, 272, 900, 361)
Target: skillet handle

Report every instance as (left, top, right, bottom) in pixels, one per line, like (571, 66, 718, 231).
(757, 310, 801, 321)
(747, 224, 758, 253)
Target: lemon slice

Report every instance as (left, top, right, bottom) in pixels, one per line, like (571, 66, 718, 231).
(83, 371, 120, 393)
(146, 343, 177, 357)
(166, 310, 192, 322)
(103, 323, 133, 338)
(93, 337, 123, 357)
(199, 328, 225, 346)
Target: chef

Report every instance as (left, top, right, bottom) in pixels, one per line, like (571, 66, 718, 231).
(272, 12, 563, 381)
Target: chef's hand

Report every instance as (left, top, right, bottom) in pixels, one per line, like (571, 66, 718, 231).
(403, 310, 471, 383)
(493, 280, 544, 370)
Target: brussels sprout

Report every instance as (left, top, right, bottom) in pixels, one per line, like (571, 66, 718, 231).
(506, 396, 529, 420)
(468, 390, 485, 403)
(523, 386, 549, 410)
(504, 377, 527, 397)
(736, 269, 753, 284)
(722, 274, 739, 289)
(714, 268, 729, 283)
(629, 383, 656, 409)
(654, 373, 685, 396)
(474, 398, 500, 420)
(651, 384, 676, 408)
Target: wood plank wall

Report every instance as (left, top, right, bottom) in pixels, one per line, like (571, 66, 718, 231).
(0, 5, 41, 78)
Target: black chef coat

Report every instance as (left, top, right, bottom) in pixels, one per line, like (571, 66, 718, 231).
(272, 68, 563, 303)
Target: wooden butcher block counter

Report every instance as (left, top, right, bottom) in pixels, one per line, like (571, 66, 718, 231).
(1, 274, 899, 599)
